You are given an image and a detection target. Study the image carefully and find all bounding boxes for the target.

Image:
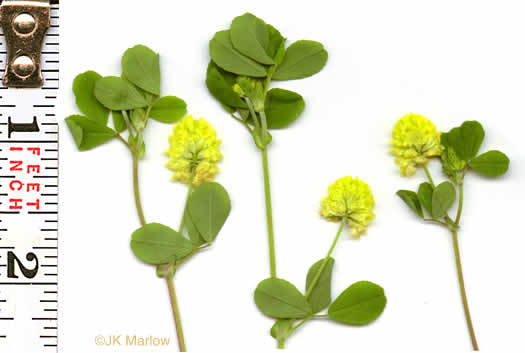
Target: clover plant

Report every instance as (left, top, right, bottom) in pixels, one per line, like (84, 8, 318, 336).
(392, 113, 510, 351)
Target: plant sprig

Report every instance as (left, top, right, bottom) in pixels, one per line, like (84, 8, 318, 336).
(66, 45, 232, 352)
(207, 11, 328, 281)
(394, 116, 510, 351)
(254, 177, 387, 348)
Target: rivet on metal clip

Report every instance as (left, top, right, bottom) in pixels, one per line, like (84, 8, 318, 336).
(0, 0, 51, 88)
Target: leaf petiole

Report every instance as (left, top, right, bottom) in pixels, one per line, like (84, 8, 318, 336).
(305, 218, 346, 299)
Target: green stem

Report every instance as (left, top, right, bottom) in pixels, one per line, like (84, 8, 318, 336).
(178, 169, 197, 233)
(423, 165, 435, 187)
(423, 219, 449, 227)
(451, 230, 479, 351)
(455, 183, 464, 225)
(305, 218, 346, 299)
(286, 315, 313, 337)
(259, 110, 268, 137)
(167, 277, 186, 352)
(244, 98, 261, 132)
(262, 147, 277, 278)
(132, 154, 146, 226)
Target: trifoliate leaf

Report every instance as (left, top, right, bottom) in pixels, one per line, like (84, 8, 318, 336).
(149, 96, 187, 123)
(305, 257, 334, 313)
(65, 115, 115, 151)
(73, 71, 109, 125)
(469, 150, 510, 177)
(187, 182, 231, 242)
(272, 40, 328, 81)
(210, 30, 267, 77)
(396, 190, 424, 219)
(254, 278, 312, 319)
(442, 121, 485, 161)
(94, 76, 149, 111)
(122, 44, 161, 96)
(328, 281, 387, 325)
(431, 182, 456, 218)
(130, 223, 193, 265)
(230, 13, 274, 65)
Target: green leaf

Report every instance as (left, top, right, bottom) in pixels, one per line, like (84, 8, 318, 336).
(431, 182, 456, 218)
(417, 182, 434, 215)
(94, 76, 149, 111)
(254, 278, 312, 319)
(264, 88, 305, 129)
(442, 121, 485, 161)
(469, 150, 510, 177)
(328, 281, 387, 325)
(209, 30, 267, 78)
(396, 190, 424, 219)
(130, 223, 193, 265)
(266, 25, 285, 63)
(230, 13, 274, 65)
(73, 71, 109, 125)
(187, 182, 231, 243)
(305, 257, 334, 313)
(206, 61, 247, 109)
(122, 44, 161, 96)
(149, 96, 187, 123)
(272, 40, 328, 81)
(65, 115, 116, 151)
(112, 111, 127, 133)
(184, 208, 205, 246)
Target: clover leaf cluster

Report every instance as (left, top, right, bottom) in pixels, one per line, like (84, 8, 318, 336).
(206, 13, 328, 148)
(66, 45, 187, 156)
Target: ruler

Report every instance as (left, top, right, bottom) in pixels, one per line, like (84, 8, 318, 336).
(0, 1, 59, 352)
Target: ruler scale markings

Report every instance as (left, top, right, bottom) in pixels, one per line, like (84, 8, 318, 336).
(0, 1, 59, 351)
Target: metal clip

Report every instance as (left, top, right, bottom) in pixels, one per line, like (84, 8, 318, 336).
(0, 1, 50, 88)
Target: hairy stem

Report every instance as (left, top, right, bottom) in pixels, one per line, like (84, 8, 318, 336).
(167, 277, 186, 352)
(262, 147, 277, 278)
(451, 230, 479, 350)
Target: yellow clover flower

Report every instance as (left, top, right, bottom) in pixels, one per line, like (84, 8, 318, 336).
(390, 113, 444, 176)
(165, 115, 222, 186)
(320, 177, 375, 238)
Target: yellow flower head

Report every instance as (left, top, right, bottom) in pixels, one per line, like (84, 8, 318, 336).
(165, 116, 222, 186)
(320, 177, 375, 238)
(390, 113, 443, 176)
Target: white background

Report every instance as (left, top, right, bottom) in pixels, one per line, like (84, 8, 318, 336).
(59, 0, 525, 351)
